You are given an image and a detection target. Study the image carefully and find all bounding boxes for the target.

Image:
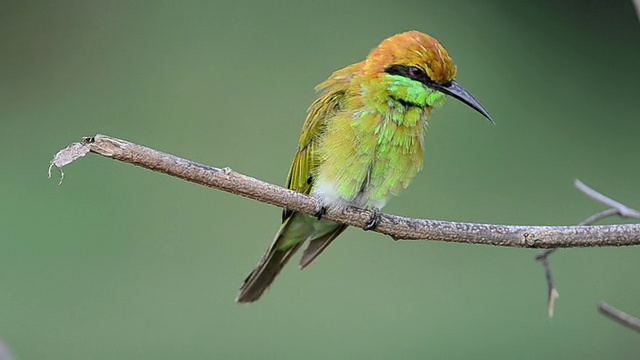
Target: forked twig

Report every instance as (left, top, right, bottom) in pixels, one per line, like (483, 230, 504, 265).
(537, 180, 640, 318)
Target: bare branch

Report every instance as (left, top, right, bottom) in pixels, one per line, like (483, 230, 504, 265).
(599, 302, 640, 333)
(49, 134, 640, 248)
(536, 180, 640, 318)
(574, 179, 640, 220)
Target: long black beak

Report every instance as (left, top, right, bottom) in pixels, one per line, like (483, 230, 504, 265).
(431, 80, 494, 123)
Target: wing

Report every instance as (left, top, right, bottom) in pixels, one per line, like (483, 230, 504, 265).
(282, 62, 363, 221)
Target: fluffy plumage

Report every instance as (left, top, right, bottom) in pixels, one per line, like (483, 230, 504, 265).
(236, 31, 488, 303)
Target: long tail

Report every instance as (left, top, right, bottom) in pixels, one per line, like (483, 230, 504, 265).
(235, 242, 302, 303)
(236, 213, 345, 303)
(299, 224, 346, 269)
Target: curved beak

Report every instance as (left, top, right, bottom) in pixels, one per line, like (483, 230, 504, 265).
(431, 81, 494, 123)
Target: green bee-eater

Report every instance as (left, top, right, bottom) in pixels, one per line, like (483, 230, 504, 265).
(236, 30, 492, 303)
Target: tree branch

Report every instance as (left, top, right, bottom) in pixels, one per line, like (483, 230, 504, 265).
(599, 302, 640, 333)
(49, 134, 640, 248)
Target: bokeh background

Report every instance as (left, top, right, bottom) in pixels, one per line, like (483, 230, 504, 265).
(2, 0, 640, 359)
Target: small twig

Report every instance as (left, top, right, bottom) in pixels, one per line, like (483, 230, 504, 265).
(599, 302, 640, 333)
(577, 208, 620, 226)
(596, 1, 640, 330)
(536, 180, 640, 318)
(535, 248, 559, 318)
(48, 135, 640, 248)
(574, 179, 640, 219)
(0, 338, 17, 360)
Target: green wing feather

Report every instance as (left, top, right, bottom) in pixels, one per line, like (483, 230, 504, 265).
(282, 63, 360, 220)
(236, 64, 361, 303)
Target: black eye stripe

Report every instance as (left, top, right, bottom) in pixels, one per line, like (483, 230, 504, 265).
(384, 65, 434, 85)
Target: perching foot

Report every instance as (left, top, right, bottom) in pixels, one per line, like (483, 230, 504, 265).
(363, 208, 381, 231)
(314, 205, 327, 220)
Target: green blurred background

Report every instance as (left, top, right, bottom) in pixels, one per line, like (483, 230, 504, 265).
(2, 0, 640, 358)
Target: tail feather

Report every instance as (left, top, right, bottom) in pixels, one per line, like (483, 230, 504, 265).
(236, 213, 345, 303)
(235, 242, 302, 303)
(299, 225, 347, 269)
(236, 215, 305, 303)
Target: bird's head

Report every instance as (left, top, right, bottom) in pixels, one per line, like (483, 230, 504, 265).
(363, 31, 492, 122)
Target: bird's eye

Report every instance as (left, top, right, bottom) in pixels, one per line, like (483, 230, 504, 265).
(408, 66, 424, 78)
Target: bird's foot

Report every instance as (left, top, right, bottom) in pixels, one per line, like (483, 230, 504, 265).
(363, 208, 381, 231)
(313, 204, 327, 220)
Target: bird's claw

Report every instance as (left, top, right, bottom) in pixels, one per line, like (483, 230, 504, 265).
(314, 205, 326, 220)
(363, 208, 381, 231)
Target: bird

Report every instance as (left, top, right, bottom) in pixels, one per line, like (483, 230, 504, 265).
(236, 30, 493, 303)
